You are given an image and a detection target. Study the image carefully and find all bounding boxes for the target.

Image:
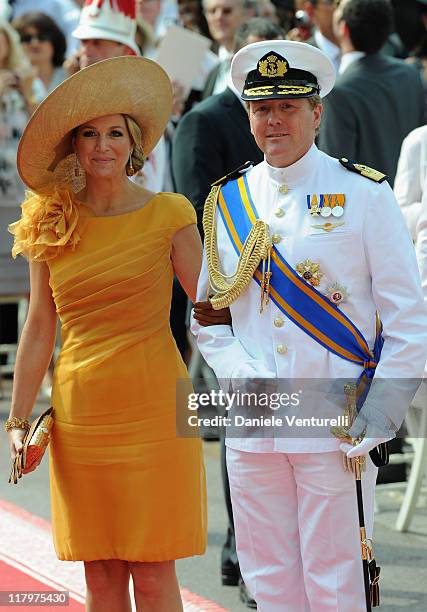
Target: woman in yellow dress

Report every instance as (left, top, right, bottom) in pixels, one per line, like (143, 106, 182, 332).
(5, 56, 207, 612)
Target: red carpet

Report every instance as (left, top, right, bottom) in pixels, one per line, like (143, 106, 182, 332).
(0, 499, 228, 611)
(0, 560, 84, 611)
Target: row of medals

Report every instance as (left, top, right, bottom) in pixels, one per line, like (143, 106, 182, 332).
(310, 203, 344, 218)
(308, 194, 345, 218)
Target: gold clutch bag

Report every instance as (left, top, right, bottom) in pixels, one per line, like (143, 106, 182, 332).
(9, 407, 54, 484)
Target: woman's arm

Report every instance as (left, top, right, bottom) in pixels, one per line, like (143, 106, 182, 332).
(7, 261, 57, 461)
(171, 223, 203, 303)
(171, 223, 232, 324)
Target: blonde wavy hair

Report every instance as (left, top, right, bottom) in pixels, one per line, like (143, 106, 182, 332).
(123, 114, 145, 175)
(0, 20, 32, 72)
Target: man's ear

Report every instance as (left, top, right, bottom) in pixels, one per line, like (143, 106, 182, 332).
(335, 18, 349, 42)
(247, 104, 255, 135)
(313, 103, 323, 130)
(343, 21, 350, 39)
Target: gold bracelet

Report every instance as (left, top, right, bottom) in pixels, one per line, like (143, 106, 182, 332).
(4, 416, 30, 433)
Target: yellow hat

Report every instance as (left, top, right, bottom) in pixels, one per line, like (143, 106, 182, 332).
(17, 56, 172, 191)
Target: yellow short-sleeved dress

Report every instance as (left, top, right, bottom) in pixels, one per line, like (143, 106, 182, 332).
(10, 191, 207, 562)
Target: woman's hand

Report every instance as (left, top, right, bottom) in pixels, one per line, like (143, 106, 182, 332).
(171, 80, 185, 119)
(0, 69, 17, 97)
(14, 66, 36, 101)
(8, 428, 43, 476)
(8, 428, 26, 462)
(63, 51, 81, 78)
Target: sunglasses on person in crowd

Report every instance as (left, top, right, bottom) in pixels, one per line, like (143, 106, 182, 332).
(19, 33, 50, 44)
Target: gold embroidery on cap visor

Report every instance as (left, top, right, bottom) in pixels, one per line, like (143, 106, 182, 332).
(243, 85, 316, 97)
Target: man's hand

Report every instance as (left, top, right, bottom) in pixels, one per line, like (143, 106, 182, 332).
(171, 80, 185, 119)
(193, 300, 232, 326)
(340, 436, 392, 459)
(63, 51, 81, 77)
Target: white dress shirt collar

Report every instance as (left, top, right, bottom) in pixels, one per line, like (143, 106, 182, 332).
(218, 45, 233, 62)
(264, 143, 320, 187)
(339, 51, 366, 75)
(314, 30, 341, 71)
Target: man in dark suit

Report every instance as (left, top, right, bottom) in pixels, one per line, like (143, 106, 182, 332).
(172, 17, 283, 609)
(173, 18, 283, 232)
(304, 0, 341, 71)
(172, 80, 261, 234)
(318, 0, 424, 185)
(201, 0, 256, 99)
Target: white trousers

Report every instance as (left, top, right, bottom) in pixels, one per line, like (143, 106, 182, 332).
(227, 448, 378, 612)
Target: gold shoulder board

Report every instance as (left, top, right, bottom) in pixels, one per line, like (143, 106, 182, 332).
(339, 158, 387, 183)
(211, 160, 253, 187)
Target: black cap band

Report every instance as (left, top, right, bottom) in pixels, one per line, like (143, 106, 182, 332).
(242, 52, 320, 101)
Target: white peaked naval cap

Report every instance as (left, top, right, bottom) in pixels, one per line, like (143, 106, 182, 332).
(231, 40, 336, 100)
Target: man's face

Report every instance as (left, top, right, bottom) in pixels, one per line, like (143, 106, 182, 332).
(79, 38, 129, 68)
(332, 0, 348, 41)
(248, 98, 323, 168)
(204, 0, 245, 48)
(305, 0, 336, 37)
(136, 0, 162, 27)
(178, 0, 202, 29)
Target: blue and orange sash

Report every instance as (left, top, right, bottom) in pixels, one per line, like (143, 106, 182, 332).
(217, 174, 383, 389)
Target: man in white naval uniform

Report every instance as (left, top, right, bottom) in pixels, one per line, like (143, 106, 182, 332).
(191, 40, 427, 611)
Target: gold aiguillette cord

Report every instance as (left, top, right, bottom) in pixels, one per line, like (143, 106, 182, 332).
(260, 244, 272, 313)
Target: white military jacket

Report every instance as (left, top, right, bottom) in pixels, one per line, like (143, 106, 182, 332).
(192, 145, 427, 453)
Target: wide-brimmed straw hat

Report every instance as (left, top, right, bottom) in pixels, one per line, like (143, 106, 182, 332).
(17, 56, 173, 192)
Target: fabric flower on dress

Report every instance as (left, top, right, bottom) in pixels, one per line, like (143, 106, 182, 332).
(8, 187, 81, 261)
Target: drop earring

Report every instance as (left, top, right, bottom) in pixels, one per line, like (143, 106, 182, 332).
(128, 150, 135, 176)
(71, 154, 86, 193)
(74, 155, 80, 177)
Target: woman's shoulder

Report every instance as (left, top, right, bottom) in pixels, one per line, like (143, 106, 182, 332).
(154, 192, 197, 228)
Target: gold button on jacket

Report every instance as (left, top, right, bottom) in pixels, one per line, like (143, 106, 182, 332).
(274, 317, 284, 327)
(276, 344, 288, 355)
(272, 233, 282, 244)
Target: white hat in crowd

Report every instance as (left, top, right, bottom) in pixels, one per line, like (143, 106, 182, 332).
(72, 0, 140, 56)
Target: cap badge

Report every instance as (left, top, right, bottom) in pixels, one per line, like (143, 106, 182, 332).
(258, 54, 288, 78)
